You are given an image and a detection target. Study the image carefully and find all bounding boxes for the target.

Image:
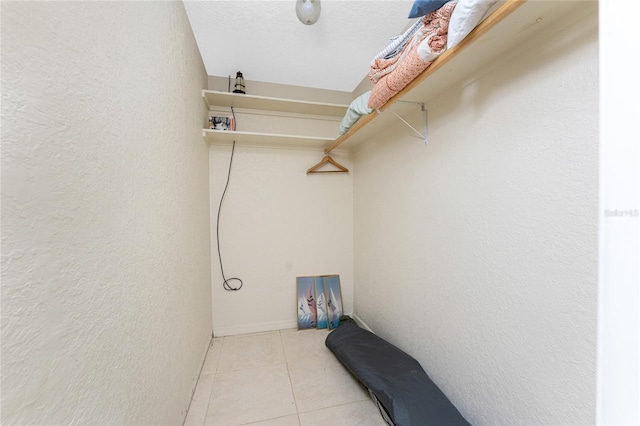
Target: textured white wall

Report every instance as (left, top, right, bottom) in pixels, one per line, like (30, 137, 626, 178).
(1, 2, 211, 425)
(353, 6, 598, 426)
(210, 145, 353, 336)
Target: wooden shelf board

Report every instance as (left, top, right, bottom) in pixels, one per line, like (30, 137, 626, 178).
(326, 0, 584, 153)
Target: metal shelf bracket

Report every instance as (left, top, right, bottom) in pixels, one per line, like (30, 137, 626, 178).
(378, 100, 428, 144)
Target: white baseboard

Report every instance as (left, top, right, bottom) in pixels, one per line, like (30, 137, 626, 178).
(213, 319, 298, 337)
(179, 332, 213, 425)
(212, 316, 371, 338)
(352, 313, 374, 333)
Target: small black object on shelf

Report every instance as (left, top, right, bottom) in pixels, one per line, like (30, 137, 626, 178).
(233, 71, 245, 94)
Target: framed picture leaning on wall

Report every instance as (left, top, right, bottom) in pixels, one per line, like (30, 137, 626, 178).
(323, 275, 343, 330)
(314, 276, 328, 329)
(296, 276, 317, 329)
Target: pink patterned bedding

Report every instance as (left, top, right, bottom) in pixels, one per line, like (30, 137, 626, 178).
(368, 2, 456, 110)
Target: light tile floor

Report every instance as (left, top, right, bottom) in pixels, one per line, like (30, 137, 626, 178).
(184, 328, 387, 426)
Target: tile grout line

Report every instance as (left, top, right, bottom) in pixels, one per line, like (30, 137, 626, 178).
(202, 335, 226, 424)
(213, 335, 225, 373)
(213, 331, 289, 374)
(280, 329, 303, 424)
(183, 333, 215, 426)
(296, 399, 378, 417)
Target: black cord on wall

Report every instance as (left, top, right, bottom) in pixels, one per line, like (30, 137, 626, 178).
(216, 107, 243, 291)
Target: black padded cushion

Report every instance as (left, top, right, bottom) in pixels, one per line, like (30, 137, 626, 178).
(325, 317, 471, 426)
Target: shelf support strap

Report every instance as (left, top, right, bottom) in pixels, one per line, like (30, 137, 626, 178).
(378, 101, 428, 144)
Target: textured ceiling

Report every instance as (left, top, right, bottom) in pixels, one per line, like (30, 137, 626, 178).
(183, 0, 415, 92)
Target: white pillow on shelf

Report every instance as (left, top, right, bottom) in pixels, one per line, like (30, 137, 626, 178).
(447, 0, 497, 49)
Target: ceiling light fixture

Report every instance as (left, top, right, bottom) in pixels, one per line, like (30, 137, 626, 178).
(296, 0, 321, 25)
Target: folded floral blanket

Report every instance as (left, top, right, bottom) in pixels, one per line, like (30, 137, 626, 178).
(368, 1, 456, 110)
(371, 20, 423, 64)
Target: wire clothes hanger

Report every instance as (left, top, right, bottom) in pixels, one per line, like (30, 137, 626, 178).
(306, 154, 349, 174)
